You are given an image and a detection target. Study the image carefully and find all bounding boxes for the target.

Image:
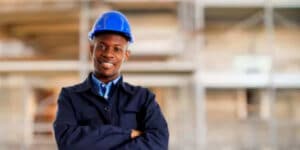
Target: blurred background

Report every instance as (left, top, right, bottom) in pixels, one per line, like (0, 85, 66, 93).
(0, 0, 300, 150)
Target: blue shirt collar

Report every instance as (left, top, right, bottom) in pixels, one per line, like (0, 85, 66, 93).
(91, 74, 121, 99)
(74, 73, 134, 95)
(91, 74, 121, 86)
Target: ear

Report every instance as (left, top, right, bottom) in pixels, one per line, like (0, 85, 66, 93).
(124, 49, 131, 62)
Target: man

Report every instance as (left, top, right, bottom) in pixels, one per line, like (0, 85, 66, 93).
(53, 11, 169, 150)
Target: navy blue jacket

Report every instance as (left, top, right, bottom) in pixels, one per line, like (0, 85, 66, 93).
(53, 74, 169, 150)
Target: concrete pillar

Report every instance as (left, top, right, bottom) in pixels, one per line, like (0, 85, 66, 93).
(236, 89, 248, 120)
(22, 80, 35, 149)
(260, 90, 272, 120)
(179, 81, 194, 150)
(79, 0, 91, 80)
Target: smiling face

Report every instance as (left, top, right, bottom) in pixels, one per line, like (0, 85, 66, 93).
(90, 33, 130, 83)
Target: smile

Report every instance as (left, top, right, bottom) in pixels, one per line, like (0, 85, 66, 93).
(102, 62, 113, 68)
(96, 60, 114, 68)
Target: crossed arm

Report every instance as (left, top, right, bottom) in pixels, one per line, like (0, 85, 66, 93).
(53, 89, 169, 150)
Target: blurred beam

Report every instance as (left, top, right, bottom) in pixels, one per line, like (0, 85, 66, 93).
(193, 0, 206, 149)
(0, 61, 80, 72)
(22, 83, 35, 148)
(237, 89, 248, 119)
(79, 0, 91, 80)
(0, 10, 78, 25)
(204, 0, 300, 8)
(199, 72, 300, 88)
(123, 61, 195, 73)
(0, 61, 195, 73)
(0, 0, 80, 13)
(260, 89, 271, 120)
(104, 0, 177, 10)
(264, 0, 277, 149)
(25, 35, 78, 49)
(124, 74, 190, 87)
(2, 61, 300, 88)
(11, 23, 78, 36)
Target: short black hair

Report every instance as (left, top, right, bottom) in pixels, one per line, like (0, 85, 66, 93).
(93, 30, 130, 42)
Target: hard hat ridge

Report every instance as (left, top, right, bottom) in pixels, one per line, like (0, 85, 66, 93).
(89, 10, 133, 43)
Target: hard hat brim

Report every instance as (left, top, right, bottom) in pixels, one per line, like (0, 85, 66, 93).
(88, 30, 133, 43)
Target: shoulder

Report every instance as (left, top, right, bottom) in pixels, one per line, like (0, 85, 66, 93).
(57, 82, 89, 106)
(57, 82, 85, 101)
(122, 81, 156, 107)
(122, 81, 154, 97)
(121, 82, 157, 110)
(62, 82, 82, 91)
(61, 78, 90, 93)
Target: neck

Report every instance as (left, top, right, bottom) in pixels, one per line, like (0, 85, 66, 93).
(93, 72, 119, 84)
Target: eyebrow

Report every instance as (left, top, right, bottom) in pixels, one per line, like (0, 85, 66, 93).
(97, 41, 124, 47)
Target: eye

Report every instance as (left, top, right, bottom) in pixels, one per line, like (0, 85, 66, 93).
(114, 47, 122, 52)
(96, 43, 106, 51)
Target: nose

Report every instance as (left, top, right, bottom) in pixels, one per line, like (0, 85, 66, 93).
(102, 47, 114, 58)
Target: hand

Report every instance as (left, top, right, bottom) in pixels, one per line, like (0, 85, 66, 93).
(131, 129, 142, 139)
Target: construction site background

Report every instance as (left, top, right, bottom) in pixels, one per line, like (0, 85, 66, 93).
(0, 0, 299, 150)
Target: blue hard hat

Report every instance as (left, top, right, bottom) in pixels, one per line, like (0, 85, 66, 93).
(88, 11, 133, 43)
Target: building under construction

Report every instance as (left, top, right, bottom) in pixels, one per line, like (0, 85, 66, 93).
(0, 0, 299, 150)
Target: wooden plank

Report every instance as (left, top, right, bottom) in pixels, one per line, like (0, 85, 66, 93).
(11, 22, 78, 36)
(0, 11, 79, 25)
(104, 0, 178, 10)
(0, 61, 195, 73)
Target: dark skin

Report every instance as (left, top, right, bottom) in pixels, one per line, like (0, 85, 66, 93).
(89, 33, 142, 139)
(89, 33, 130, 84)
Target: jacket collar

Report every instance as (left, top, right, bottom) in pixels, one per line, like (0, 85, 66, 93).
(74, 72, 134, 95)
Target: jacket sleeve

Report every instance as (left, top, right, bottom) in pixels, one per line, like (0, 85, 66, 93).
(53, 88, 131, 150)
(115, 91, 169, 150)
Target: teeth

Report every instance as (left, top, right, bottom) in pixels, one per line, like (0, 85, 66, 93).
(102, 62, 113, 68)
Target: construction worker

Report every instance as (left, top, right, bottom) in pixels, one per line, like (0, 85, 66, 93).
(53, 11, 169, 150)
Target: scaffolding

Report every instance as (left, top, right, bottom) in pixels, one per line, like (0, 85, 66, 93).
(0, 0, 300, 149)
